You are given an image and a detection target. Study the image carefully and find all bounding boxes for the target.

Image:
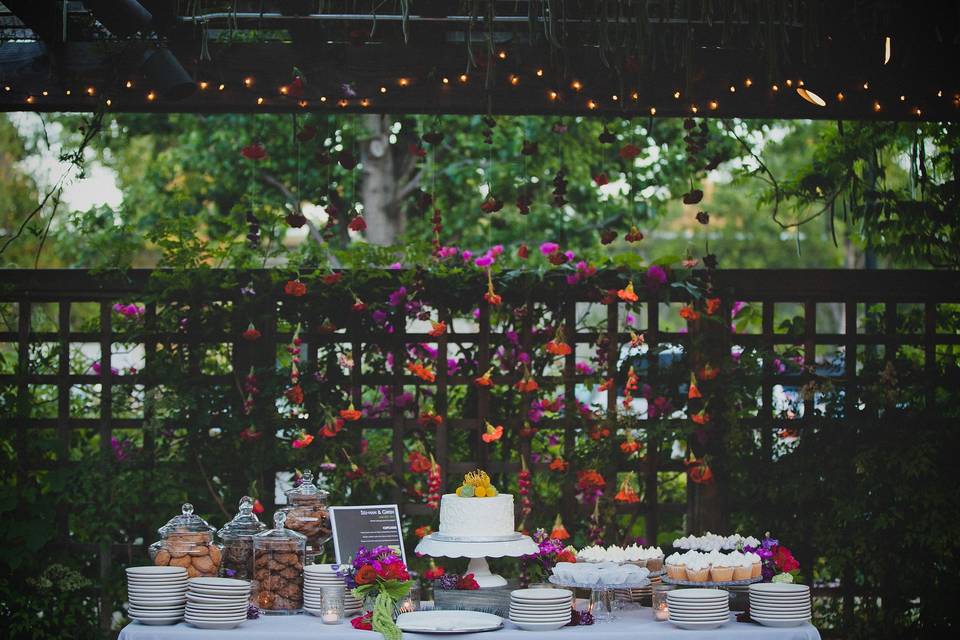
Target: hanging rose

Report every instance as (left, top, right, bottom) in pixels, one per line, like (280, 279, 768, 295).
(338, 150, 358, 170)
(703, 253, 719, 269)
(679, 305, 700, 321)
(548, 252, 568, 266)
(322, 272, 342, 285)
(515, 366, 539, 393)
(296, 123, 316, 142)
(625, 226, 644, 242)
(474, 368, 494, 387)
(340, 404, 362, 421)
(516, 193, 531, 215)
(287, 76, 305, 97)
(549, 457, 569, 472)
(682, 256, 699, 268)
(686, 458, 714, 484)
(285, 384, 304, 405)
(406, 362, 436, 383)
(705, 297, 721, 315)
(241, 142, 267, 160)
(696, 211, 710, 225)
(545, 327, 572, 356)
(347, 216, 367, 232)
(517, 243, 529, 259)
(408, 451, 432, 473)
(619, 143, 641, 160)
(284, 279, 307, 297)
(480, 196, 504, 213)
(688, 373, 702, 399)
(319, 418, 345, 438)
(351, 298, 366, 312)
(428, 321, 447, 337)
(242, 323, 261, 341)
(291, 432, 314, 448)
(551, 514, 571, 540)
(691, 410, 711, 425)
(284, 211, 307, 228)
(483, 270, 502, 305)
(600, 229, 617, 245)
(620, 437, 641, 455)
(593, 173, 609, 187)
(682, 189, 704, 205)
(418, 412, 443, 428)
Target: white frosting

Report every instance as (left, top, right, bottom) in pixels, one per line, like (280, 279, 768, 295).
(438, 493, 514, 537)
(665, 552, 683, 566)
(577, 544, 663, 563)
(671, 532, 759, 552)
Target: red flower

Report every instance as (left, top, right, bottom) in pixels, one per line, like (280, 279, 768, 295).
(415, 525, 433, 539)
(428, 321, 447, 337)
(352, 299, 367, 312)
(288, 76, 305, 97)
(241, 143, 267, 160)
(705, 297, 722, 315)
(682, 189, 704, 205)
(480, 196, 504, 214)
(240, 427, 262, 442)
(456, 573, 480, 590)
(617, 281, 639, 302)
(619, 143, 641, 160)
(691, 411, 710, 425)
(615, 486, 640, 503)
(242, 323, 261, 341)
(319, 418, 344, 438)
(474, 369, 493, 387)
(406, 362, 436, 383)
(679, 305, 700, 322)
(483, 291, 502, 306)
(285, 384, 304, 405)
(545, 340, 572, 356)
(252, 499, 265, 514)
(686, 458, 714, 484)
(556, 550, 577, 563)
(408, 143, 427, 157)
(284, 279, 307, 297)
(620, 440, 640, 454)
(408, 451, 432, 474)
(355, 565, 378, 585)
(698, 364, 720, 380)
(549, 457, 568, 472)
(773, 545, 800, 573)
(625, 226, 644, 242)
(600, 229, 617, 245)
(514, 376, 539, 393)
(417, 412, 443, 428)
(323, 272, 343, 285)
(481, 422, 504, 443)
(593, 173, 609, 186)
(340, 405, 362, 421)
(351, 612, 373, 631)
(551, 515, 570, 540)
(424, 566, 445, 580)
(348, 216, 367, 232)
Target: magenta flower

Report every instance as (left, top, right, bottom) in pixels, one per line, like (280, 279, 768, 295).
(474, 254, 494, 267)
(388, 287, 407, 307)
(437, 246, 459, 259)
(539, 242, 560, 255)
(646, 265, 668, 289)
(491, 244, 504, 256)
(564, 250, 576, 261)
(576, 362, 595, 375)
(388, 262, 403, 270)
(461, 250, 473, 262)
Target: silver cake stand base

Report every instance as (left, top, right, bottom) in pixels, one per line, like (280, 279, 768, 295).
(415, 533, 538, 588)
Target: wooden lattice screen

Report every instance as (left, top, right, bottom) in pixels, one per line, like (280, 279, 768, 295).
(2, 268, 959, 632)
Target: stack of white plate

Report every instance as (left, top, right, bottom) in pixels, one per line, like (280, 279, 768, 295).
(303, 564, 362, 616)
(667, 588, 730, 630)
(126, 566, 188, 625)
(509, 588, 572, 631)
(185, 577, 250, 630)
(749, 583, 811, 627)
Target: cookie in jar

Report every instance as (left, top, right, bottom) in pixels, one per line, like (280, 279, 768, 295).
(217, 496, 267, 581)
(280, 469, 331, 560)
(253, 511, 305, 614)
(149, 503, 222, 578)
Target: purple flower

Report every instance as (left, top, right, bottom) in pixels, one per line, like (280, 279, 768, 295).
(437, 246, 459, 259)
(320, 462, 337, 472)
(731, 300, 747, 318)
(461, 250, 473, 262)
(575, 362, 595, 375)
(388, 262, 403, 270)
(388, 287, 407, 307)
(645, 265, 668, 289)
(372, 310, 388, 325)
(539, 242, 559, 255)
(474, 254, 494, 268)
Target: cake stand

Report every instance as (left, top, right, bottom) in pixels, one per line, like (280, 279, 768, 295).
(415, 532, 538, 588)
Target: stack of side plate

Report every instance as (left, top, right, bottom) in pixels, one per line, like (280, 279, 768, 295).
(667, 588, 730, 630)
(509, 588, 572, 631)
(749, 583, 811, 627)
(303, 564, 362, 616)
(185, 577, 250, 630)
(126, 566, 188, 625)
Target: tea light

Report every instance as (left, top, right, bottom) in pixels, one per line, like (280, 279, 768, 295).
(321, 587, 344, 624)
(652, 584, 675, 621)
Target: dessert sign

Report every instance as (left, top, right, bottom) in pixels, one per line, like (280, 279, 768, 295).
(329, 505, 406, 564)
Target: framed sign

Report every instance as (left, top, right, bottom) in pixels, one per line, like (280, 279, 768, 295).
(329, 505, 406, 564)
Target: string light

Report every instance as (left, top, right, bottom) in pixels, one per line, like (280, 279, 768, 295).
(3, 85, 10, 92)
(279, 85, 289, 95)
(836, 91, 845, 102)
(535, 68, 544, 77)
(912, 106, 922, 117)
(547, 90, 558, 101)
(459, 74, 468, 83)
(320, 96, 327, 103)
(649, 106, 656, 115)
(243, 76, 254, 88)
(872, 100, 881, 112)
(218, 83, 225, 91)
(631, 91, 639, 101)
(883, 36, 892, 64)
(729, 85, 736, 93)
(937, 90, 943, 97)
(570, 80, 582, 91)
(442, 77, 449, 85)
(147, 90, 156, 101)
(785, 79, 793, 87)
(41, 90, 48, 96)
(86, 86, 96, 96)
(611, 94, 618, 101)
(199, 81, 209, 90)
(256, 96, 264, 105)
(65, 89, 71, 96)
(298, 99, 308, 108)
(673, 90, 681, 99)
(509, 74, 519, 86)
(708, 100, 718, 110)
(771, 84, 779, 92)
(106, 98, 112, 107)
(690, 105, 699, 113)
(586, 99, 598, 110)
(497, 50, 507, 60)
(899, 95, 906, 102)
(380, 86, 387, 94)
(744, 78, 753, 87)
(797, 87, 826, 107)
(360, 98, 370, 108)
(25, 95, 35, 104)
(125, 80, 133, 89)
(338, 98, 348, 107)
(862, 81, 869, 90)
(398, 78, 410, 87)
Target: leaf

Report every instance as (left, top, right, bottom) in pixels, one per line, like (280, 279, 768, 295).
(372, 592, 402, 640)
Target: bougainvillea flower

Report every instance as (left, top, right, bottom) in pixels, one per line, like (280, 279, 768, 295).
(617, 281, 639, 302)
(340, 404, 362, 421)
(242, 323, 261, 341)
(593, 172, 609, 186)
(691, 410, 710, 425)
(406, 362, 436, 383)
(625, 226, 644, 242)
(319, 418, 345, 438)
(428, 321, 447, 337)
(600, 229, 617, 245)
(474, 368, 493, 387)
(646, 264, 668, 289)
(705, 297, 722, 315)
(549, 457, 569, 472)
(284, 279, 307, 297)
(679, 305, 701, 321)
(240, 142, 267, 160)
(619, 143, 641, 160)
(348, 216, 367, 232)
(415, 525, 433, 539)
(480, 196, 504, 213)
(539, 241, 560, 255)
(481, 421, 504, 443)
(682, 189, 704, 205)
(338, 150, 358, 170)
(696, 210, 710, 225)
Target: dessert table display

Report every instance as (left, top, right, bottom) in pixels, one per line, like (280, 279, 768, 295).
(547, 562, 650, 622)
(118, 602, 822, 640)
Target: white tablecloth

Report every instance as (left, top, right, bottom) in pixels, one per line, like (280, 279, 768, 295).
(119, 607, 821, 640)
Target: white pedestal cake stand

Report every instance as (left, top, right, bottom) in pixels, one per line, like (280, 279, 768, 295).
(415, 532, 538, 588)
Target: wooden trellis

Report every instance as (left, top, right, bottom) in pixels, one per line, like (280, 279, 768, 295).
(1, 268, 959, 633)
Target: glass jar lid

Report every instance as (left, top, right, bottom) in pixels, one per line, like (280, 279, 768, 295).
(284, 469, 329, 502)
(255, 511, 306, 542)
(157, 502, 216, 537)
(217, 496, 267, 540)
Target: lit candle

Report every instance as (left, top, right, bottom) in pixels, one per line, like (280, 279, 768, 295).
(322, 612, 340, 624)
(654, 601, 669, 621)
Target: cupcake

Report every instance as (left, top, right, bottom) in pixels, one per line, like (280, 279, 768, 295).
(685, 559, 710, 582)
(665, 553, 685, 579)
(746, 551, 762, 578)
(645, 547, 664, 572)
(730, 552, 752, 580)
(709, 557, 734, 582)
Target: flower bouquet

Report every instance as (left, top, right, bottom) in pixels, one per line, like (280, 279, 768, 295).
(521, 528, 577, 584)
(745, 533, 800, 583)
(340, 546, 411, 640)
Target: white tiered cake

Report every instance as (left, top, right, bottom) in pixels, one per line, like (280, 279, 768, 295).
(439, 493, 515, 538)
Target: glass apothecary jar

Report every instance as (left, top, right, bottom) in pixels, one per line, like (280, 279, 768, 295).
(253, 511, 306, 614)
(217, 496, 266, 582)
(280, 469, 331, 560)
(148, 503, 222, 578)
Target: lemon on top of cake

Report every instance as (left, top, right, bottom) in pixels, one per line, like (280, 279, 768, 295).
(455, 470, 499, 497)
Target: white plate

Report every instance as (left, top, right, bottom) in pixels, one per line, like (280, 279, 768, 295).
(749, 583, 809, 595)
(670, 619, 729, 630)
(187, 593, 249, 603)
(752, 616, 811, 627)
(188, 589, 250, 598)
(127, 566, 188, 576)
(128, 578, 189, 585)
(750, 598, 810, 606)
(510, 588, 569, 600)
(185, 618, 247, 629)
(664, 606, 729, 614)
(511, 596, 571, 603)
(511, 620, 569, 631)
(751, 605, 812, 613)
(186, 605, 249, 614)
(131, 616, 182, 625)
(397, 610, 503, 634)
(185, 613, 248, 621)
(190, 577, 249, 588)
(128, 599, 187, 607)
(509, 607, 571, 614)
(128, 606, 185, 615)
(509, 615, 571, 623)
(668, 614, 731, 622)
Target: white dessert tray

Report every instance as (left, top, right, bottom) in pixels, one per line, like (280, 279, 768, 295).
(661, 575, 762, 587)
(548, 575, 651, 590)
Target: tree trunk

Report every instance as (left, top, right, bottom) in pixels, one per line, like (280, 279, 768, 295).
(360, 114, 404, 245)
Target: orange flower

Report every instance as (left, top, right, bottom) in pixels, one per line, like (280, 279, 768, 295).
(481, 421, 504, 443)
(319, 418, 344, 438)
(484, 269, 502, 306)
(340, 404, 362, 421)
(551, 514, 570, 540)
(620, 438, 641, 455)
(691, 410, 710, 425)
(549, 457, 568, 472)
(588, 424, 611, 440)
(406, 362, 436, 383)
(679, 305, 700, 321)
(417, 412, 443, 428)
(615, 474, 641, 503)
(629, 331, 645, 347)
(545, 340, 572, 356)
(284, 279, 307, 297)
(428, 321, 447, 337)
(597, 378, 614, 392)
(355, 565, 378, 585)
(686, 458, 714, 484)
(698, 364, 719, 380)
(515, 376, 539, 393)
(474, 368, 494, 387)
(617, 281, 639, 302)
(705, 297, 722, 315)
(415, 525, 432, 539)
(688, 373, 702, 399)
(292, 432, 314, 449)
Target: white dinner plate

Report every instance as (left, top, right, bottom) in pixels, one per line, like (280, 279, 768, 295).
(128, 606, 184, 615)
(750, 598, 810, 606)
(511, 588, 568, 600)
(509, 615, 571, 623)
(187, 589, 250, 598)
(128, 598, 186, 607)
(509, 607, 571, 613)
(668, 614, 731, 622)
(749, 583, 809, 595)
(185, 618, 246, 629)
(128, 577, 188, 584)
(511, 620, 569, 631)
(511, 597, 571, 604)
(131, 616, 182, 625)
(186, 593, 248, 603)
(752, 615, 811, 627)
(670, 619, 729, 630)
(397, 610, 503, 633)
(186, 605, 248, 613)
(185, 612, 248, 621)
(664, 605, 729, 614)
(751, 604, 811, 613)
(127, 566, 187, 576)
